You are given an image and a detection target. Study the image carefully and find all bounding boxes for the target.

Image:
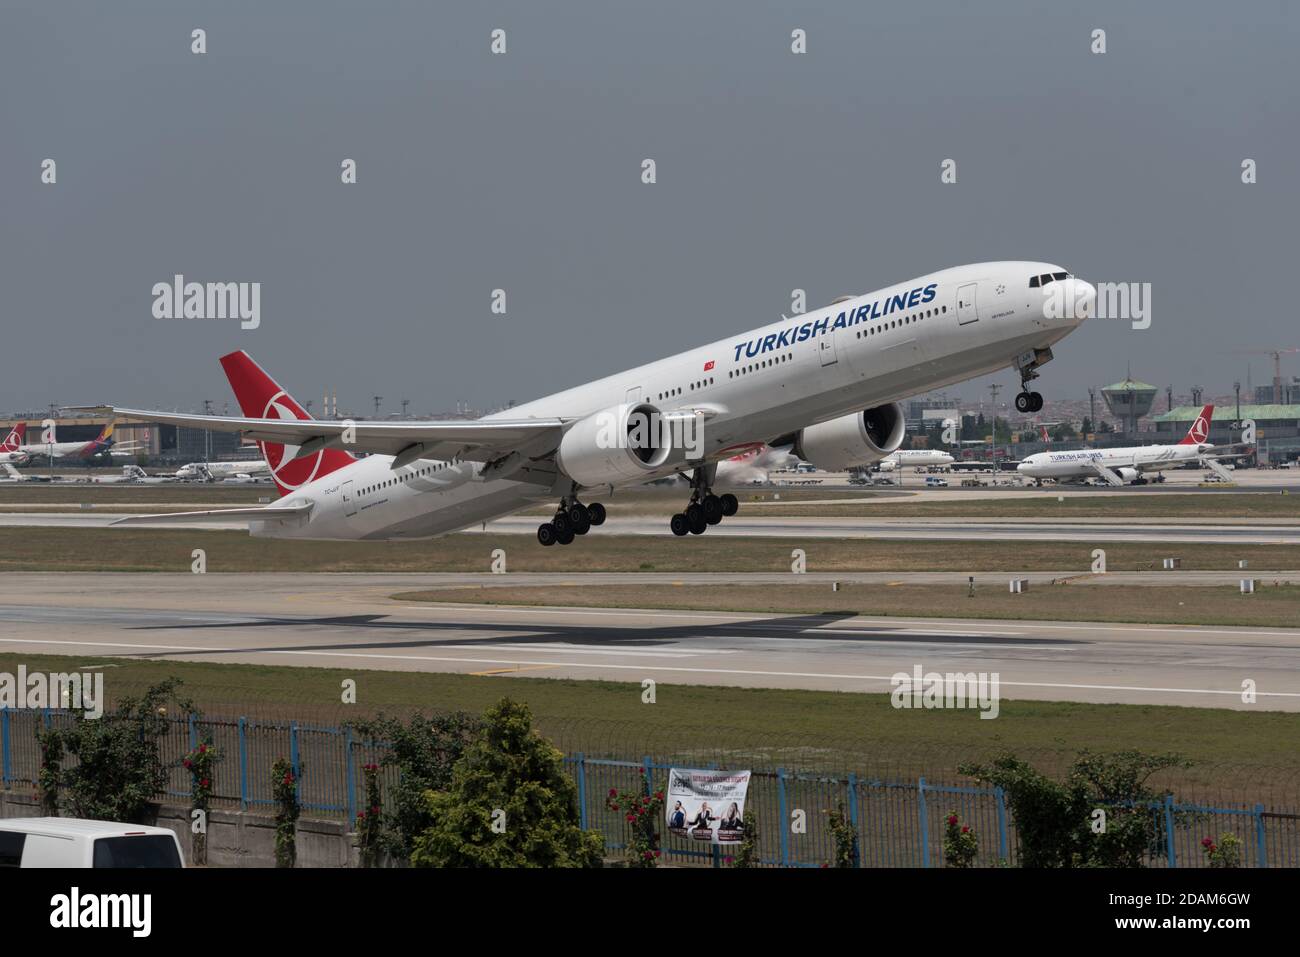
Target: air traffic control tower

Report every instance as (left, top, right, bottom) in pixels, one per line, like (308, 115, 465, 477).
(1102, 376, 1158, 435)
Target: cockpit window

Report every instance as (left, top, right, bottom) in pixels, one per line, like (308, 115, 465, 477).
(1032, 272, 1072, 288)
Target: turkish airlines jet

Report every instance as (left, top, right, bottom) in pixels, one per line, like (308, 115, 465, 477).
(0, 423, 30, 465)
(112, 262, 1094, 542)
(174, 460, 270, 481)
(875, 449, 956, 471)
(1016, 404, 1224, 486)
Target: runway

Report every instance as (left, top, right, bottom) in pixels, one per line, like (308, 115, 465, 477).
(1, 573, 1297, 711)
(1, 511, 1298, 544)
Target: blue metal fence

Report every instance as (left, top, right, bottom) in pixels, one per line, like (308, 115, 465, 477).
(2, 707, 1296, 868)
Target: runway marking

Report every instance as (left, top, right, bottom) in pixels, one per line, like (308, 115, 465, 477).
(470, 665, 556, 676)
(3, 637, 1298, 699)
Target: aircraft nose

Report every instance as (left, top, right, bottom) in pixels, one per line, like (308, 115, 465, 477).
(1069, 278, 1096, 322)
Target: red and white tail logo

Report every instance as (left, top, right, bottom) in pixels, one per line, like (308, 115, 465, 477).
(1178, 404, 1214, 445)
(0, 422, 25, 452)
(219, 350, 356, 498)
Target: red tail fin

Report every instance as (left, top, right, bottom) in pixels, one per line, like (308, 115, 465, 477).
(1178, 404, 1214, 445)
(0, 422, 25, 452)
(218, 350, 356, 497)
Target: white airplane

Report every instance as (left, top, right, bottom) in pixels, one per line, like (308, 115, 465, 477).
(18, 421, 145, 461)
(0, 423, 31, 465)
(1016, 404, 1232, 486)
(91, 464, 177, 484)
(174, 460, 270, 482)
(110, 262, 1094, 543)
(875, 449, 955, 471)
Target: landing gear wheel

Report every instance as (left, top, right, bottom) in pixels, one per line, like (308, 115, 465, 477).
(1015, 391, 1033, 414)
(552, 512, 572, 536)
(719, 493, 738, 517)
(537, 523, 557, 546)
(587, 502, 607, 526)
(556, 526, 575, 545)
(570, 507, 592, 535)
(702, 494, 723, 525)
(1029, 391, 1043, 412)
(685, 502, 704, 528)
(670, 513, 689, 536)
(688, 511, 708, 535)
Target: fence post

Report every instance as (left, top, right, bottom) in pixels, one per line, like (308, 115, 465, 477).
(344, 726, 356, 826)
(238, 717, 249, 810)
(777, 768, 790, 867)
(1, 710, 10, 788)
(847, 773, 861, 868)
(576, 753, 587, 830)
(1163, 795, 1177, 868)
(188, 712, 197, 751)
(290, 721, 300, 780)
(995, 786, 1009, 863)
(918, 777, 930, 868)
(1254, 804, 1267, 868)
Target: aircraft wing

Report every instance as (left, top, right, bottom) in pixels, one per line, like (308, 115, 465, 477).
(111, 503, 314, 526)
(110, 407, 565, 466)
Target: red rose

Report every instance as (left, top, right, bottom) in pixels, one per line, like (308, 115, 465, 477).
(610, 803, 619, 811)
(1201, 837, 1214, 848)
(961, 826, 969, 834)
(371, 806, 379, 814)
(199, 744, 207, 754)
(200, 778, 210, 788)
(947, 815, 958, 826)
(609, 788, 617, 797)
(626, 814, 635, 823)
(654, 791, 664, 800)
(183, 759, 192, 769)
(357, 811, 366, 820)
(653, 850, 661, 858)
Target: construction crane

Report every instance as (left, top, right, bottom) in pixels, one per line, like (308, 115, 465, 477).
(1232, 348, 1300, 404)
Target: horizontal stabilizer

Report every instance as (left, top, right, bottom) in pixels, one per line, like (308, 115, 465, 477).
(111, 503, 313, 526)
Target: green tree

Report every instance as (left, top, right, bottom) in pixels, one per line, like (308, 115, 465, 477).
(410, 699, 603, 868)
(960, 751, 1188, 868)
(349, 711, 480, 864)
(47, 678, 190, 824)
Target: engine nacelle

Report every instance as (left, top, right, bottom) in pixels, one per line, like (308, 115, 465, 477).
(557, 402, 673, 488)
(1116, 467, 1140, 483)
(793, 403, 906, 471)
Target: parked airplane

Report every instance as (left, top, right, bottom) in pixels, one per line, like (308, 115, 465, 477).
(19, 421, 143, 461)
(1016, 404, 1232, 485)
(875, 449, 955, 471)
(0, 423, 30, 465)
(174, 460, 270, 482)
(110, 262, 1094, 542)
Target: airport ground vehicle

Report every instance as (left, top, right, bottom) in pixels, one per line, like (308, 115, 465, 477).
(924, 476, 949, 487)
(0, 818, 184, 868)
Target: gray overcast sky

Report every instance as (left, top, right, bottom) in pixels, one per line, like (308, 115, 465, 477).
(2, 1, 1297, 415)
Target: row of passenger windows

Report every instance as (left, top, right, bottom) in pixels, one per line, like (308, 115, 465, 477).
(730, 353, 793, 378)
(361, 458, 460, 496)
(656, 377, 715, 401)
(854, 305, 947, 339)
(1029, 272, 1070, 287)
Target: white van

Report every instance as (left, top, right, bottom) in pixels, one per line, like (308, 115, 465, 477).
(0, 818, 184, 868)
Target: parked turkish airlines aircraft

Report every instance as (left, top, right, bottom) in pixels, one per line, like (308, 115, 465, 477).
(174, 460, 270, 481)
(19, 421, 143, 461)
(111, 262, 1094, 542)
(875, 449, 955, 471)
(1017, 404, 1223, 485)
(0, 423, 30, 465)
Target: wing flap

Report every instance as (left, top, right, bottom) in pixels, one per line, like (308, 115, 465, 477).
(111, 503, 313, 526)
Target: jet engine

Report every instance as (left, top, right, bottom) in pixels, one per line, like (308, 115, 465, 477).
(557, 402, 673, 488)
(1116, 467, 1140, 483)
(793, 403, 906, 471)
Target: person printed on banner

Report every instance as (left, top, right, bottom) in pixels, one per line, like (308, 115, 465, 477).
(718, 802, 742, 831)
(669, 801, 686, 829)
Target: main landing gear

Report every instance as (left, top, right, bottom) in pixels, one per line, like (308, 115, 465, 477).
(536, 496, 606, 546)
(670, 467, 738, 536)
